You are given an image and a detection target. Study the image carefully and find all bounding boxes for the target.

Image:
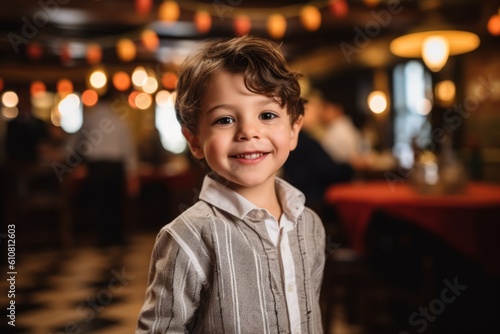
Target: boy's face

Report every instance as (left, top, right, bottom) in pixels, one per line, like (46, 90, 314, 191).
(183, 70, 302, 192)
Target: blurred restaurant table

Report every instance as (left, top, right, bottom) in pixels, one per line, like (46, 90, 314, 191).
(324, 181, 500, 274)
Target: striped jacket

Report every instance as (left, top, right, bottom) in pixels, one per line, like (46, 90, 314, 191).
(136, 176, 325, 333)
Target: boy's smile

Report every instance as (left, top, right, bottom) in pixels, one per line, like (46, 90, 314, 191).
(183, 70, 302, 196)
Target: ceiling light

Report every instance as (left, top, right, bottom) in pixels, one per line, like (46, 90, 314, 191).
(390, 0, 480, 72)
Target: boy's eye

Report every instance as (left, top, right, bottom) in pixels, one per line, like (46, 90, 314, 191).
(260, 111, 278, 120)
(213, 116, 234, 125)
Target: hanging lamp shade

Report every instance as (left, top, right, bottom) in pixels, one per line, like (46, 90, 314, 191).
(390, 1, 479, 72)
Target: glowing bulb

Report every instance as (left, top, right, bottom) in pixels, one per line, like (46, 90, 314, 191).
(58, 94, 80, 116)
(158, 1, 180, 23)
(155, 90, 171, 107)
(132, 66, 148, 87)
(135, 92, 152, 110)
(2, 91, 19, 108)
(113, 71, 131, 91)
(267, 14, 287, 39)
(300, 5, 321, 31)
(368, 91, 387, 114)
(82, 90, 99, 107)
(422, 36, 450, 72)
(435, 80, 456, 105)
(116, 38, 137, 62)
(89, 70, 107, 89)
(143, 76, 159, 94)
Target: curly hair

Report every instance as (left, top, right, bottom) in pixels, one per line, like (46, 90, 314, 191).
(175, 35, 305, 134)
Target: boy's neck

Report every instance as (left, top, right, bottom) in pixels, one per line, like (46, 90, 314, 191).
(228, 177, 283, 221)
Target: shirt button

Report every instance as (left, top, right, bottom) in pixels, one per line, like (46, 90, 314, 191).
(255, 210, 265, 220)
(287, 283, 295, 293)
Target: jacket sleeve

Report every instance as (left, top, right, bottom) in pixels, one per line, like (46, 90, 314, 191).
(308, 209, 326, 298)
(136, 229, 204, 333)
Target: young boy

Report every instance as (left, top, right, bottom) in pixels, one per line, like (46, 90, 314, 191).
(136, 36, 325, 334)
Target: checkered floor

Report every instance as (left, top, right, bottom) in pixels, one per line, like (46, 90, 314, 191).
(0, 233, 155, 334)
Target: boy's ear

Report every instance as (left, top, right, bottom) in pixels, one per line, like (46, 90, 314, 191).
(289, 115, 304, 151)
(182, 128, 205, 159)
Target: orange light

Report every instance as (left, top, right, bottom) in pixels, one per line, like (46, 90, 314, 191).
(60, 43, 72, 65)
(141, 29, 160, 52)
(363, 0, 381, 7)
(82, 89, 99, 107)
(158, 1, 180, 23)
(234, 15, 251, 36)
(267, 14, 287, 39)
(161, 72, 178, 90)
(0, 78, 3, 92)
(135, 92, 153, 110)
(57, 79, 73, 95)
(300, 5, 321, 31)
(488, 14, 500, 36)
(86, 43, 102, 65)
(330, 0, 349, 18)
(135, 0, 152, 15)
(116, 38, 137, 62)
(26, 42, 43, 60)
(128, 91, 140, 108)
(30, 81, 46, 97)
(113, 71, 132, 91)
(194, 10, 212, 34)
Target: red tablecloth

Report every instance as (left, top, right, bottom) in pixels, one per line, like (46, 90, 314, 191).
(325, 181, 500, 269)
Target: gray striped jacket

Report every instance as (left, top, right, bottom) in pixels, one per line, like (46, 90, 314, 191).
(136, 176, 325, 333)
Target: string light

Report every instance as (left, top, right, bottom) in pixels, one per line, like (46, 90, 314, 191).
(267, 14, 287, 39)
(487, 10, 500, 36)
(194, 10, 212, 34)
(89, 70, 108, 89)
(2, 91, 19, 108)
(135, 0, 153, 15)
(86, 43, 102, 65)
(82, 89, 99, 107)
(141, 29, 160, 52)
(113, 71, 132, 91)
(30, 81, 46, 97)
(234, 15, 251, 36)
(159, 1, 180, 23)
(116, 38, 137, 62)
(57, 79, 73, 96)
(300, 5, 322, 31)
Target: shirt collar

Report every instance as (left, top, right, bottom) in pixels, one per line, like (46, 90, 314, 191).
(198, 175, 306, 221)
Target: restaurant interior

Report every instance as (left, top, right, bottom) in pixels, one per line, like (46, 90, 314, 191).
(1, 0, 500, 333)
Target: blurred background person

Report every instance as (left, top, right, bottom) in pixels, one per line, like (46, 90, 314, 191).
(283, 90, 354, 211)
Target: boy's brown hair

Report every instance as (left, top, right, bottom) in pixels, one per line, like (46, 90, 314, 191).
(175, 35, 305, 134)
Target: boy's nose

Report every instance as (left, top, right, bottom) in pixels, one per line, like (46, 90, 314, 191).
(236, 119, 260, 141)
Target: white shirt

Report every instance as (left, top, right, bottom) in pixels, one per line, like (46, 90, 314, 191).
(320, 114, 361, 163)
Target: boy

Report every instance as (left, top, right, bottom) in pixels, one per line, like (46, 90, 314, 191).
(136, 36, 325, 334)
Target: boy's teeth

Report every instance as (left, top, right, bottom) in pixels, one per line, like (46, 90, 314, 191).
(236, 153, 263, 159)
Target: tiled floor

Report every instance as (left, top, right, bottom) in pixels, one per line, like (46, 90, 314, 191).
(1, 233, 154, 334)
(1, 231, 364, 334)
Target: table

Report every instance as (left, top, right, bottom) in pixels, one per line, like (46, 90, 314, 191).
(324, 181, 500, 271)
